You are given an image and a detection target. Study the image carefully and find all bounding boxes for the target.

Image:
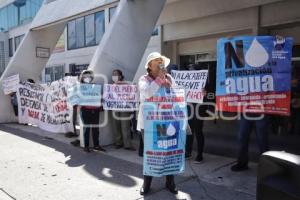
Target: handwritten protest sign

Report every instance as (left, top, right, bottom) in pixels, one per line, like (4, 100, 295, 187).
(171, 70, 208, 103)
(2, 74, 20, 95)
(216, 36, 293, 115)
(143, 87, 187, 177)
(103, 84, 138, 111)
(67, 83, 101, 106)
(17, 80, 73, 133)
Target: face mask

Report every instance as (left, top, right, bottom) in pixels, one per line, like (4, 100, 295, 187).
(83, 77, 92, 83)
(112, 76, 119, 82)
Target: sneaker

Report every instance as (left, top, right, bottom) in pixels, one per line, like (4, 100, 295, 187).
(231, 163, 248, 172)
(140, 186, 150, 196)
(93, 146, 106, 152)
(83, 147, 91, 153)
(194, 155, 203, 163)
(165, 183, 178, 194)
(65, 132, 78, 138)
(70, 139, 80, 146)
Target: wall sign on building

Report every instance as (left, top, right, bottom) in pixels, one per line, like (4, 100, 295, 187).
(36, 47, 50, 58)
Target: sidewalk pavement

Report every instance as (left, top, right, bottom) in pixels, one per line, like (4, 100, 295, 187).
(0, 123, 257, 200)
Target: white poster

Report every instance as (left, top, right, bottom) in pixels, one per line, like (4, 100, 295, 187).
(2, 74, 20, 95)
(103, 84, 138, 111)
(171, 70, 208, 103)
(17, 80, 73, 133)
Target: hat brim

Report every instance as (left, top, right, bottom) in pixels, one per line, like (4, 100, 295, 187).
(145, 55, 170, 69)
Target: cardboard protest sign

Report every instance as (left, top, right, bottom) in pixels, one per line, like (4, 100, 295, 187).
(216, 36, 293, 115)
(143, 87, 187, 177)
(171, 70, 208, 103)
(103, 84, 138, 111)
(17, 80, 73, 133)
(2, 74, 20, 95)
(67, 83, 101, 106)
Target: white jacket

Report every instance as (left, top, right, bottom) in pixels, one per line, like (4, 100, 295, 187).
(137, 74, 176, 131)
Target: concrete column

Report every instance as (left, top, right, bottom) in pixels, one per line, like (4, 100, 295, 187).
(0, 23, 66, 122)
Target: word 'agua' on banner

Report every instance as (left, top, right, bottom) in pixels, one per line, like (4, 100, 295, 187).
(216, 36, 293, 115)
(143, 87, 187, 177)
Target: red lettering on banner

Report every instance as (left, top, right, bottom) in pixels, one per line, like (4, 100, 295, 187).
(28, 109, 39, 119)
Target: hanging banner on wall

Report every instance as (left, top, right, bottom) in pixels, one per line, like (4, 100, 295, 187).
(67, 83, 101, 106)
(143, 87, 187, 177)
(216, 36, 293, 115)
(17, 80, 73, 133)
(171, 70, 208, 103)
(103, 84, 138, 111)
(2, 74, 20, 95)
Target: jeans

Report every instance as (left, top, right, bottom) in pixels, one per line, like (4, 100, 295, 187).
(237, 115, 269, 165)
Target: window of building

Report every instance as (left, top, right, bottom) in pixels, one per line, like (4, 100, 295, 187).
(109, 6, 117, 22)
(8, 38, 13, 57)
(0, 0, 44, 32)
(75, 17, 85, 48)
(152, 27, 159, 36)
(95, 11, 105, 44)
(67, 20, 76, 50)
(45, 65, 65, 82)
(14, 34, 24, 51)
(67, 10, 105, 50)
(85, 14, 95, 46)
(0, 41, 5, 75)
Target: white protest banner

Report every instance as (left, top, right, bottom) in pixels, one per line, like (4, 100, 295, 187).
(17, 80, 73, 133)
(171, 70, 208, 103)
(2, 74, 20, 95)
(103, 84, 138, 111)
(67, 83, 101, 106)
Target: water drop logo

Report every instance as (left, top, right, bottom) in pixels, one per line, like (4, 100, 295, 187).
(245, 38, 269, 67)
(166, 123, 176, 136)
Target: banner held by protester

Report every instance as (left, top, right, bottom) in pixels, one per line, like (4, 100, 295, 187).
(143, 86, 187, 177)
(171, 70, 208, 103)
(216, 36, 293, 115)
(67, 83, 101, 106)
(2, 74, 20, 95)
(17, 80, 73, 133)
(103, 84, 138, 111)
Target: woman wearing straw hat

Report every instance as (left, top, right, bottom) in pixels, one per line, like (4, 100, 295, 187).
(137, 52, 178, 195)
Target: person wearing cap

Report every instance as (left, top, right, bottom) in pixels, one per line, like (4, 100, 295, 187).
(137, 52, 178, 195)
(79, 70, 106, 153)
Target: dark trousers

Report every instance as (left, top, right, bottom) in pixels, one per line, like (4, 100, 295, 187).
(237, 115, 269, 165)
(72, 105, 78, 133)
(186, 103, 205, 158)
(143, 175, 175, 189)
(80, 108, 100, 148)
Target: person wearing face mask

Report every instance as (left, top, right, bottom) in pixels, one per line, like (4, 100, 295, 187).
(137, 52, 179, 195)
(111, 69, 136, 151)
(79, 70, 106, 153)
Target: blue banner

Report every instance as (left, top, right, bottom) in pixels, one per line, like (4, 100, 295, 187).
(143, 87, 187, 177)
(67, 83, 101, 106)
(216, 36, 293, 115)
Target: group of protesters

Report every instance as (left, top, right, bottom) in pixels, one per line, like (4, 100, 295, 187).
(6, 45, 299, 196)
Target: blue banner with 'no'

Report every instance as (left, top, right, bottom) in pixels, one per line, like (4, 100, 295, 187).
(216, 36, 293, 115)
(143, 87, 187, 177)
